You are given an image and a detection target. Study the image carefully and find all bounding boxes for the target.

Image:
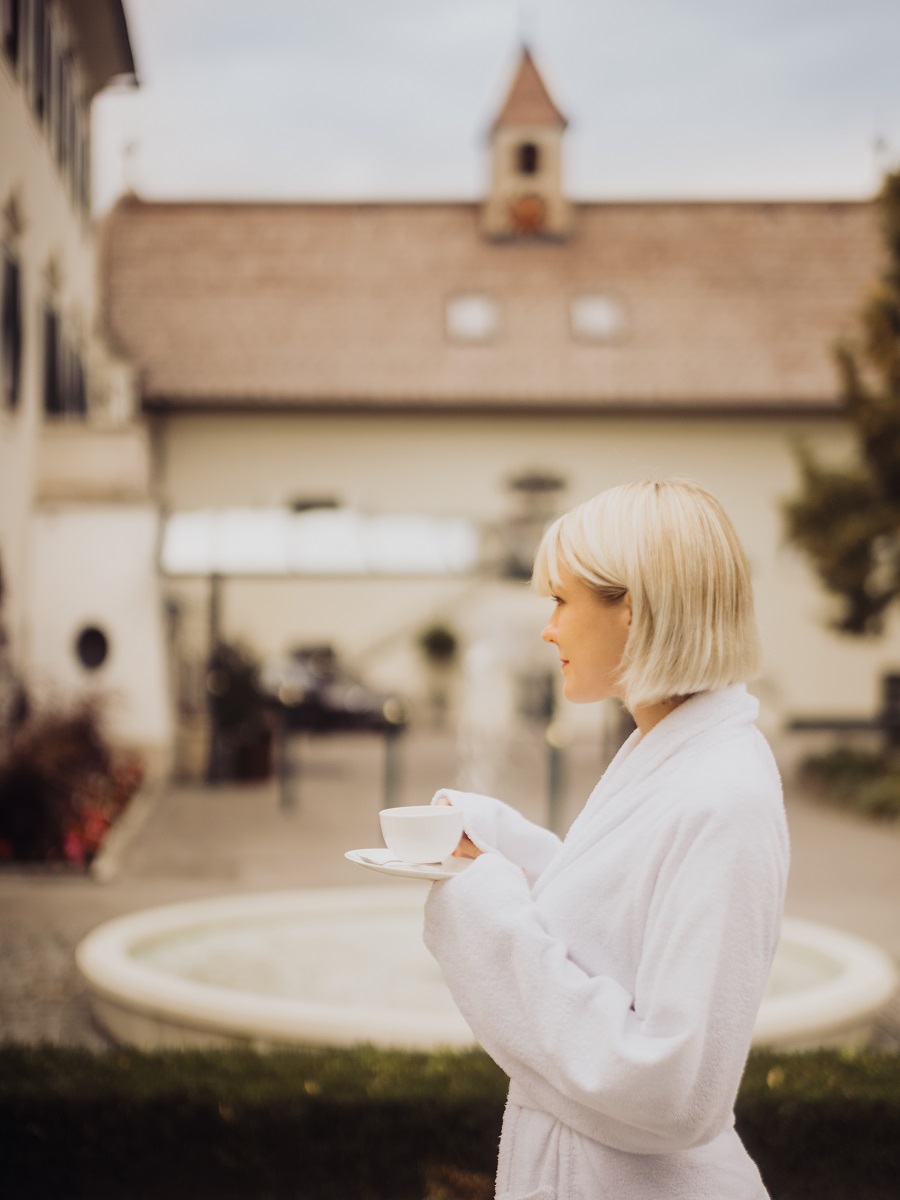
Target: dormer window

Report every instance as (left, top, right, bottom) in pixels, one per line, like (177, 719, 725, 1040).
(517, 142, 540, 176)
(570, 294, 628, 344)
(446, 294, 500, 344)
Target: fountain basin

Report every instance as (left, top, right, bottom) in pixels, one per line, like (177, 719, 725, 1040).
(76, 888, 897, 1053)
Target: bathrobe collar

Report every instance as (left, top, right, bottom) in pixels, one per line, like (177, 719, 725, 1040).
(595, 684, 758, 804)
(537, 684, 760, 892)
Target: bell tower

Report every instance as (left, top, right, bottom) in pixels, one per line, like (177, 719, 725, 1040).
(482, 47, 572, 240)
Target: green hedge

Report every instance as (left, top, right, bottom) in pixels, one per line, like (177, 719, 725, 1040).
(0, 1045, 898, 1199)
(738, 1050, 899, 1200)
(798, 745, 900, 820)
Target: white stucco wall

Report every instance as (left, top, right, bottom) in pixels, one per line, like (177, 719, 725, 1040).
(1, 20, 133, 675)
(154, 410, 900, 732)
(27, 505, 172, 766)
(1, 49, 95, 668)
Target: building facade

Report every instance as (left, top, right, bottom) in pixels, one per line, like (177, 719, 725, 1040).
(11, 42, 900, 774)
(0, 0, 171, 769)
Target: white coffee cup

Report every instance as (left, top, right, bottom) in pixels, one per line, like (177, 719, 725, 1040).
(379, 805, 464, 864)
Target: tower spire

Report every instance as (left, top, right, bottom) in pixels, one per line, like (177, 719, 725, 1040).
(483, 46, 571, 240)
(492, 45, 567, 133)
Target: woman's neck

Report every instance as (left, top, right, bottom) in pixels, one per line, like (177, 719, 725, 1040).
(630, 695, 690, 736)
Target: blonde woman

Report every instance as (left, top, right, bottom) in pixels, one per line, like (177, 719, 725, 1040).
(424, 479, 789, 1200)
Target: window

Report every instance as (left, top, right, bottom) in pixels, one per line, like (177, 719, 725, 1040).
(501, 470, 567, 580)
(78, 113, 90, 213)
(50, 24, 62, 163)
(69, 343, 86, 414)
(71, 104, 82, 206)
(445, 294, 500, 344)
(42, 304, 61, 414)
(65, 77, 80, 200)
(75, 626, 110, 671)
(517, 142, 540, 176)
(60, 55, 72, 176)
(569, 294, 628, 344)
(1, 251, 23, 410)
(2, 0, 20, 67)
(30, 0, 45, 118)
(42, 305, 88, 418)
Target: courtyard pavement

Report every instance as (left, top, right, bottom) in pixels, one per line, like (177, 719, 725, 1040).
(1, 725, 899, 1049)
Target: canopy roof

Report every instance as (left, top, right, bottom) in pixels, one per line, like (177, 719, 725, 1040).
(160, 508, 480, 577)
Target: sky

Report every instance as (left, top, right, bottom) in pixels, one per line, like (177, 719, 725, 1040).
(91, 0, 900, 214)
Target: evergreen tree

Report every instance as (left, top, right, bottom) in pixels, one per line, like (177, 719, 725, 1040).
(783, 170, 900, 635)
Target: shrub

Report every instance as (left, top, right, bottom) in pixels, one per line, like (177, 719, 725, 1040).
(0, 699, 143, 865)
(798, 745, 900, 820)
(0, 1045, 505, 1199)
(206, 640, 273, 781)
(0, 1045, 898, 1199)
(737, 1049, 900, 1200)
(856, 773, 900, 819)
(417, 625, 459, 666)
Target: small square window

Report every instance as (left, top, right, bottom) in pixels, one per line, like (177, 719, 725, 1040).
(569, 294, 627, 344)
(446, 294, 500, 344)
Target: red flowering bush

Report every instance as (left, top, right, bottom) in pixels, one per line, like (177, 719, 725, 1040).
(0, 699, 144, 866)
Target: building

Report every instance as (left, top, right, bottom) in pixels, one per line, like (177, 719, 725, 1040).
(18, 43, 900, 774)
(0, 0, 170, 769)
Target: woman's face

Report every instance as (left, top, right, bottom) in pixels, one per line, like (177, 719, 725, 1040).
(541, 565, 631, 704)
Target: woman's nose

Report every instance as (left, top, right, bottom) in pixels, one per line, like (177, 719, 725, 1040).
(541, 622, 556, 644)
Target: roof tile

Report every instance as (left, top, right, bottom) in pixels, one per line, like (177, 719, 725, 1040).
(101, 195, 880, 412)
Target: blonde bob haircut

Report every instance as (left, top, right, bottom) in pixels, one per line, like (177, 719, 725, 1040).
(532, 479, 761, 710)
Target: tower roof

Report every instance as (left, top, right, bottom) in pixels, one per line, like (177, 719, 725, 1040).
(492, 47, 567, 131)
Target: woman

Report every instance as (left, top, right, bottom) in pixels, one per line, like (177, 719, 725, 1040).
(423, 479, 789, 1200)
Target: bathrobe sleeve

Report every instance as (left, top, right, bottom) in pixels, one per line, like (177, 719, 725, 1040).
(423, 784, 787, 1156)
(430, 787, 562, 885)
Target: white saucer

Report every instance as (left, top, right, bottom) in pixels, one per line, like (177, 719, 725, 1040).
(344, 848, 471, 881)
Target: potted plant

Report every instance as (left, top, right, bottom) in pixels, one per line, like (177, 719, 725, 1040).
(416, 623, 460, 729)
(206, 640, 273, 782)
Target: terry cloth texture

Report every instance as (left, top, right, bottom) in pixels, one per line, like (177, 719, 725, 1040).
(423, 684, 789, 1200)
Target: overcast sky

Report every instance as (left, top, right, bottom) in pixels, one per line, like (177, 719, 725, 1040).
(92, 0, 900, 214)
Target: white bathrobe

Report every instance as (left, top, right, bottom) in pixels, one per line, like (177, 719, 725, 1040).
(423, 684, 789, 1200)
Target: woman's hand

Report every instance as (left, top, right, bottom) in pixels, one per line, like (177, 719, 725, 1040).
(452, 833, 483, 860)
(434, 795, 483, 859)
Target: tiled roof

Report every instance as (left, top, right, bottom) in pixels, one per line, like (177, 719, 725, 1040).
(492, 47, 568, 130)
(101, 194, 881, 413)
